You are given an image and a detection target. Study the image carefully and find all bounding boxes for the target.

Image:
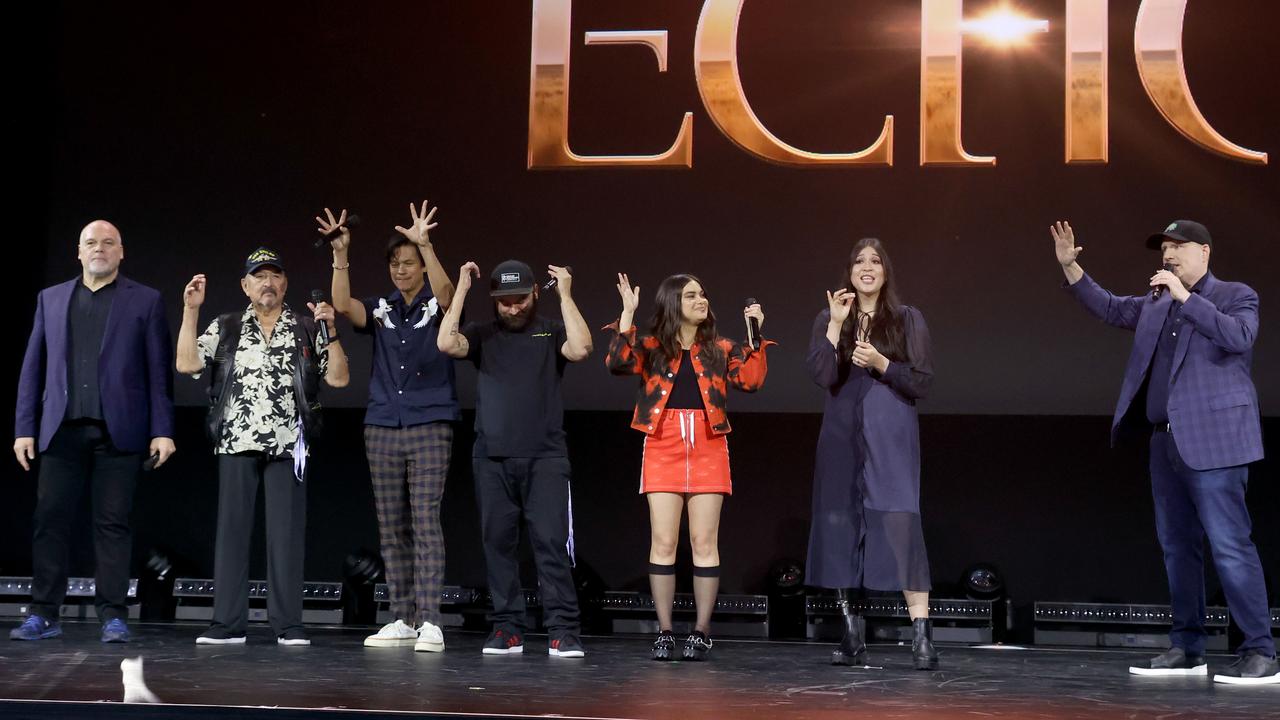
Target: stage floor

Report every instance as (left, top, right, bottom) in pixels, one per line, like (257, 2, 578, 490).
(0, 622, 1273, 719)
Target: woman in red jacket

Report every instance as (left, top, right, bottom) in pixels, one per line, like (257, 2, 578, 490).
(606, 272, 772, 661)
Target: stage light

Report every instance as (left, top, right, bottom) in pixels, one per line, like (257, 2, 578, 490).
(767, 559, 805, 598)
(343, 549, 384, 587)
(960, 8, 1049, 46)
(962, 563, 1006, 601)
(342, 548, 384, 626)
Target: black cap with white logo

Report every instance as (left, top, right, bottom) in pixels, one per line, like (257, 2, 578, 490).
(489, 259, 536, 297)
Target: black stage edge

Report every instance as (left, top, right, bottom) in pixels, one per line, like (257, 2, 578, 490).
(1, 622, 1276, 720)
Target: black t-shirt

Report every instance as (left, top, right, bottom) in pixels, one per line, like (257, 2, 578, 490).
(463, 316, 569, 458)
(666, 349, 705, 410)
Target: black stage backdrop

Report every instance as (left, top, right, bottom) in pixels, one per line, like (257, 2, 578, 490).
(6, 1, 1278, 630)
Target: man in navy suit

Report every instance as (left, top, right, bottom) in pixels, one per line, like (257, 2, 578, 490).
(1053, 219, 1277, 685)
(11, 220, 175, 644)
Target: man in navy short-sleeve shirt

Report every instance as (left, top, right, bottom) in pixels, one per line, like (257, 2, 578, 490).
(325, 202, 459, 653)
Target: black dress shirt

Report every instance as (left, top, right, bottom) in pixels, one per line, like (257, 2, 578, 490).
(65, 279, 117, 421)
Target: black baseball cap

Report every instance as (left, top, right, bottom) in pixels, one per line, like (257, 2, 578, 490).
(1146, 220, 1211, 250)
(489, 259, 535, 297)
(244, 246, 286, 275)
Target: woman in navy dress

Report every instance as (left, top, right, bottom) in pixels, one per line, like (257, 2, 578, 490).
(805, 238, 937, 670)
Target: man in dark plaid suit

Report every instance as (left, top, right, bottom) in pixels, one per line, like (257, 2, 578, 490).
(1052, 220, 1276, 685)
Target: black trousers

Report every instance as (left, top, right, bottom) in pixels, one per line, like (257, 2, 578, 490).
(210, 454, 306, 636)
(473, 456, 579, 634)
(31, 421, 141, 622)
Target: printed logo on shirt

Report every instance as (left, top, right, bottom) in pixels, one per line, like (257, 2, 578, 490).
(531, 332, 553, 338)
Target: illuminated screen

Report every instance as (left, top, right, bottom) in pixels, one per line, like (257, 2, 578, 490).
(38, 1, 1279, 414)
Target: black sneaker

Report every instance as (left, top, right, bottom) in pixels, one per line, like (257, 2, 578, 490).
(195, 627, 246, 645)
(548, 633, 585, 658)
(1213, 651, 1280, 685)
(482, 627, 524, 655)
(1128, 647, 1206, 676)
(682, 631, 713, 661)
(651, 630, 676, 661)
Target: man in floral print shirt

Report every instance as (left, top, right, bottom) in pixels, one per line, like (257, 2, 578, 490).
(176, 247, 348, 646)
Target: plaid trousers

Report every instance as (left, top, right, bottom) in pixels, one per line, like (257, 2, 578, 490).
(363, 423, 453, 626)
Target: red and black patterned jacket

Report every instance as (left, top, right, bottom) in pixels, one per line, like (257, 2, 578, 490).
(604, 323, 774, 435)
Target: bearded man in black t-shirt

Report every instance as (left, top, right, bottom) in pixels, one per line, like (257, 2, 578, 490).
(438, 259, 592, 658)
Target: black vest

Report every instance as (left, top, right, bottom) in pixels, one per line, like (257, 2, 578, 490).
(206, 312, 324, 446)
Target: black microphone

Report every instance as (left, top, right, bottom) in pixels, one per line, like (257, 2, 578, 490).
(1152, 262, 1174, 300)
(310, 290, 331, 344)
(314, 214, 361, 248)
(544, 266, 572, 291)
(745, 297, 761, 350)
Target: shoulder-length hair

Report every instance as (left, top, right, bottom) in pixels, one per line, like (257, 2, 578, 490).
(839, 238, 909, 362)
(647, 273, 724, 371)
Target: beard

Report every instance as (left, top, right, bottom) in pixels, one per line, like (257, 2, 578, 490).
(495, 296, 537, 330)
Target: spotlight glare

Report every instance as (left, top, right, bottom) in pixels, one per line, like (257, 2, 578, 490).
(961, 10, 1050, 46)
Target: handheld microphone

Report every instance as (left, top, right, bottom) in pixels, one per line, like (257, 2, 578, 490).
(745, 297, 761, 350)
(314, 214, 361, 248)
(310, 290, 331, 344)
(1152, 262, 1174, 300)
(544, 266, 572, 291)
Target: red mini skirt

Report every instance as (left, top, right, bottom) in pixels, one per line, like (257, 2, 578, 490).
(640, 409, 732, 495)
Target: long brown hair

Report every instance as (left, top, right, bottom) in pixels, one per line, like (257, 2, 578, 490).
(647, 274, 723, 372)
(838, 238, 909, 362)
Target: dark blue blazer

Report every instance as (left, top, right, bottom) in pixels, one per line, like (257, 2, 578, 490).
(16, 275, 175, 454)
(1067, 271, 1263, 471)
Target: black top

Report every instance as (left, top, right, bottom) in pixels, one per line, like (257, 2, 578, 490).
(463, 316, 569, 458)
(65, 279, 118, 422)
(1145, 275, 1207, 424)
(666, 350, 705, 410)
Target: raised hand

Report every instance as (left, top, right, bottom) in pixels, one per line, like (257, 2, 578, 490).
(457, 261, 480, 295)
(307, 300, 337, 332)
(616, 273, 640, 313)
(317, 208, 351, 253)
(1150, 268, 1190, 303)
(394, 200, 439, 247)
(183, 274, 207, 309)
(744, 301, 764, 331)
(826, 288, 854, 324)
(1050, 220, 1082, 267)
(548, 264, 572, 296)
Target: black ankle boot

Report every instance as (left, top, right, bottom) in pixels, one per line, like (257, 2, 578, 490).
(831, 591, 868, 666)
(912, 618, 939, 670)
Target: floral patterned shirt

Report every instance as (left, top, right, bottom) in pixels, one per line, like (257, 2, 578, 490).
(196, 304, 329, 457)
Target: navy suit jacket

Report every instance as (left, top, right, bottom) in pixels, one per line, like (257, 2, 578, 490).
(1067, 271, 1263, 471)
(16, 275, 175, 454)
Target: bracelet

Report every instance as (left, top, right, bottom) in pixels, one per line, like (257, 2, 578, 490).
(332, 263, 350, 270)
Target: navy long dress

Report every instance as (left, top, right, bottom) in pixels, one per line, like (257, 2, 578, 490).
(804, 306, 934, 591)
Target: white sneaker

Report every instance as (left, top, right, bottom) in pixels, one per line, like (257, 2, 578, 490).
(415, 621, 445, 653)
(364, 619, 418, 648)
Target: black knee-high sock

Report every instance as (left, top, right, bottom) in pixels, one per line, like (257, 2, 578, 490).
(692, 565, 720, 635)
(648, 563, 676, 632)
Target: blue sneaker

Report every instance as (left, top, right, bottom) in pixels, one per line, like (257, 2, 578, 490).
(9, 614, 62, 641)
(101, 618, 131, 643)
